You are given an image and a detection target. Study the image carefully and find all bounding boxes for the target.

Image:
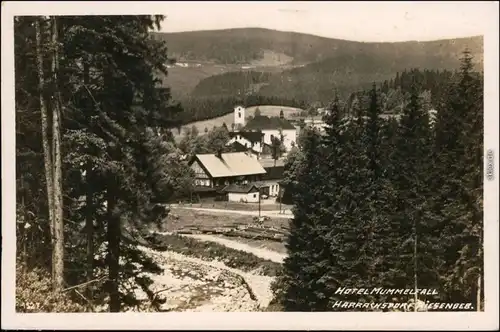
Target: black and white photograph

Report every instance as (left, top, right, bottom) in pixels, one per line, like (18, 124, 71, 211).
(1, 1, 498, 330)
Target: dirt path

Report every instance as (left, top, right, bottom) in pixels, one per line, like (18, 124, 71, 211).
(138, 245, 275, 309)
(178, 233, 287, 264)
(171, 206, 294, 219)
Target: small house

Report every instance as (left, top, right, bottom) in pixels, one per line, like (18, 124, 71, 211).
(221, 184, 261, 203)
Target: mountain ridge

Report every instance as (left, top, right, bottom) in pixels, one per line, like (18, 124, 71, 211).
(154, 28, 483, 99)
(153, 27, 483, 65)
(157, 27, 483, 46)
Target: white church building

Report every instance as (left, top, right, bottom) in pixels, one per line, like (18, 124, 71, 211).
(230, 105, 297, 154)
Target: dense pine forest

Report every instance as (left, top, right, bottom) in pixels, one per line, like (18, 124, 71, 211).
(176, 68, 453, 127)
(14, 15, 483, 313)
(15, 15, 200, 312)
(190, 66, 456, 108)
(276, 51, 483, 311)
(177, 94, 307, 126)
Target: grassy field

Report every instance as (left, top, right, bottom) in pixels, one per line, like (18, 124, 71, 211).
(146, 232, 283, 277)
(161, 63, 241, 99)
(172, 105, 304, 142)
(247, 50, 294, 67)
(166, 208, 290, 233)
(181, 200, 292, 212)
(245, 105, 304, 118)
(218, 235, 288, 255)
(161, 50, 300, 100)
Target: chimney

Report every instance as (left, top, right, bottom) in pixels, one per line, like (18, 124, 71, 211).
(216, 149, 223, 159)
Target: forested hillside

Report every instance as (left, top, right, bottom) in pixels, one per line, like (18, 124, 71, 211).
(153, 28, 483, 66)
(191, 71, 272, 97)
(343, 68, 455, 116)
(179, 68, 457, 129)
(190, 44, 482, 104)
(257, 52, 467, 103)
(154, 28, 482, 102)
(152, 28, 482, 125)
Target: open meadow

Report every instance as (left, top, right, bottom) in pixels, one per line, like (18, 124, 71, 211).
(180, 199, 292, 212)
(165, 207, 291, 233)
(172, 104, 304, 141)
(160, 206, 290, 263)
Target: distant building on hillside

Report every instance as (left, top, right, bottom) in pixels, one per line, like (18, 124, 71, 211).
(305, 117, 328, 132)
(290, 116, 328, 135)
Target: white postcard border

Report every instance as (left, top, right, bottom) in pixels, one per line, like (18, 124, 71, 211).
(2, 1, 498, 330)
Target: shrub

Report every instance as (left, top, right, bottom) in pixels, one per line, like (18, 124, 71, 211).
(16, 263, 87, 313)
(261, 302, 285, 312)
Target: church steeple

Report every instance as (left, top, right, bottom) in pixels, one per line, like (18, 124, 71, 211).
(233, 105, 246, 129)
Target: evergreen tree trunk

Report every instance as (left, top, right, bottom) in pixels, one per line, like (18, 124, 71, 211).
(50, 16, 65, 291)
(20, 173, 28, 265)
(414, 227, 418, 311)
(476, 274, 481, 311)
(83, 61, 94, 300)
(35, 17, 56, 268)
(107, 174, 121, 312)
(86, 161, 94, 299)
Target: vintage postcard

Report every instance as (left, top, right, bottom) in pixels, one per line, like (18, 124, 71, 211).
(1, 1, 498, 330)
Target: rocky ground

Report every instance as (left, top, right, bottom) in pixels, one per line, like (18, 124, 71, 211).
(119, 207, 289, 312)
(129, 244, 277, 312)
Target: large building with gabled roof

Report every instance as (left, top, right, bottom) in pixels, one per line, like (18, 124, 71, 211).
(188, 151, 287, 201)
(189, 152, 266, 189)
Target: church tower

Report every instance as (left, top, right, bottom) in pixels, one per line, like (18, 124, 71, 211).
(233, 105, 245, 129)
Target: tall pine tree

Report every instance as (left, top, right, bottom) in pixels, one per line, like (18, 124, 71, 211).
(390, 81, 438, 302)
(434, 50, 484, 306)
(280, 127, 333, 311)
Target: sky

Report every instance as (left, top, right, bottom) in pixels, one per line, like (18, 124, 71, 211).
(157, 1, 495, 42)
